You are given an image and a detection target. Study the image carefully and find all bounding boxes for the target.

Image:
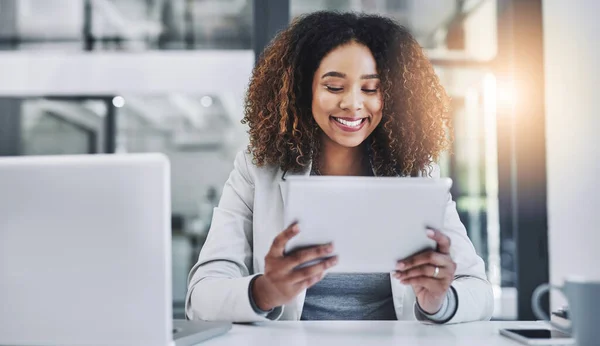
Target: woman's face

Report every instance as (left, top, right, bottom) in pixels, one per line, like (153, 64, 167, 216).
(311, 41, 383, 149)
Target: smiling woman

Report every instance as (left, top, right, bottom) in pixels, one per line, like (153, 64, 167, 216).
(186, 11, 493, 324)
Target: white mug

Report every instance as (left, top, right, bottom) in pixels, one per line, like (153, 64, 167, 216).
(532, 277, 600, 346)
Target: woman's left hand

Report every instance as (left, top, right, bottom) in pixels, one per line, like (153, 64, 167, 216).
(394, 228, 457, 315)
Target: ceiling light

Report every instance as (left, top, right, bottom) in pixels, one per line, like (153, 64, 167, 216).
(200, 96, 213, 108)
(112, 96, 126, 108)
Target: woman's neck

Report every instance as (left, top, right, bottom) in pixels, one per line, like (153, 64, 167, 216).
(317, 136, 370, 176)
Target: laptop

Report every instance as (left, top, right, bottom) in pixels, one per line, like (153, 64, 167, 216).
(0, 154, 231, 346)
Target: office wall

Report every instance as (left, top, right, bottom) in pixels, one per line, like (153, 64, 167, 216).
(543, 0, 600, 309)
(0, 51, 252, 97)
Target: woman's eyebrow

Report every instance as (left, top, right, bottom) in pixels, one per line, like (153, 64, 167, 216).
(321, 71, 380, 79)
(322, 71, 346, 79)
(361, 74, 380, 79)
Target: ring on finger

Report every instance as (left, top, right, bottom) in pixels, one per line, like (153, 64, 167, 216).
(432, 266, 440, 278)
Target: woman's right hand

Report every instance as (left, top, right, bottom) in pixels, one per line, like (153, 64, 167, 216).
(251, 223, 338, 311)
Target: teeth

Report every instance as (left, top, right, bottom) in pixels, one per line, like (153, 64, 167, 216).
(334, 118, 362, 127)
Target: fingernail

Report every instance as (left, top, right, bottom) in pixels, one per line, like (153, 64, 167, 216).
(426, 229, 435, 237)
(325, 244, 333, 253)
(397, 262, 405, 270)
(292, 225, 300, 233)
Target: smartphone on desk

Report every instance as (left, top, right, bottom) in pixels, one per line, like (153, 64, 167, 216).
(499, 328, 575, 345)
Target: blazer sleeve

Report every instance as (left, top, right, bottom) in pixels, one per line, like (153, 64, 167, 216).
(185, 150, 282, 322)
(413, 163, 494, 324)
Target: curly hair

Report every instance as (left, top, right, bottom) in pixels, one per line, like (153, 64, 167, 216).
(242, 11, 451, 177)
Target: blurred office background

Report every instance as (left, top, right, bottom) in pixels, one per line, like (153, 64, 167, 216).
(1, 0, 598, 321)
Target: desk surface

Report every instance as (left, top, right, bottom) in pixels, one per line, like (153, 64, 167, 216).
(200, 321, 552, 346)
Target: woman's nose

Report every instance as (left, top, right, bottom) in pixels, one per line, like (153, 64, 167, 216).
(339, 89, 364, 111)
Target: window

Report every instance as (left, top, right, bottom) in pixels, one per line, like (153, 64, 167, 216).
(0, 0, 253, 51)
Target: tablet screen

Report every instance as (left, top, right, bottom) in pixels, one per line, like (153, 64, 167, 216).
(283, 176, 451, 272)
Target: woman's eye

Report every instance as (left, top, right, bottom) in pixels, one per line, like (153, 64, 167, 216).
(362, 88, 378, 93)
(325, 86, 343, 92)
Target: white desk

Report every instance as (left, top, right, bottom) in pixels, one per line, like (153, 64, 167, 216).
(200, 321, 551, 346)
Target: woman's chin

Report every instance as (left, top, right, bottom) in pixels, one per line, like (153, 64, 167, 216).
(329, 135, 368, 148)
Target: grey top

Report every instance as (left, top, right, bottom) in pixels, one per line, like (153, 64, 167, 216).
(249, 272, 458, 323)
(300, 273, 396, 320)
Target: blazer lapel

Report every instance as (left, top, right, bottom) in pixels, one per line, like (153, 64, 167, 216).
(278, 161, 312, 211)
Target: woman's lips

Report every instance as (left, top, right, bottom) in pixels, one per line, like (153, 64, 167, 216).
(330, 116, 367, 132)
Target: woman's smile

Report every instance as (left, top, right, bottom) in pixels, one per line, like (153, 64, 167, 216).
(329, 116, 369, 132)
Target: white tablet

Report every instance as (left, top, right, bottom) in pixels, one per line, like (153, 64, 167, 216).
(283, 176, 452, 273)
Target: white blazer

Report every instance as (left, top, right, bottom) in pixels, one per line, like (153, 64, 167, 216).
(185, 150, 494, 323)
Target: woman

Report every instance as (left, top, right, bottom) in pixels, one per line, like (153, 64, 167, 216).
(185, 11, 493, 323)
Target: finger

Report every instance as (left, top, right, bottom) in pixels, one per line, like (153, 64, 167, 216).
(400, 276, 447, 292)
(394, 264, 446, 281)
(396, 251, 448, 271)
(426, 228, 451, 254)
(297, 272, 324, 290)
(268, 222, 300, 257)
(288, 256, 338, 284)
(283, 243, 334, 270)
